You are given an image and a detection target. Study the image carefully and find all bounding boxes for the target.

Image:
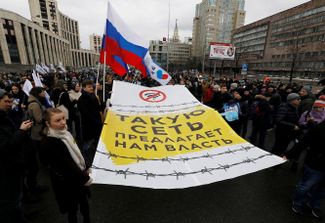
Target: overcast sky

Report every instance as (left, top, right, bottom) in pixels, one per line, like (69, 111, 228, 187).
(1, 0, 309, 49)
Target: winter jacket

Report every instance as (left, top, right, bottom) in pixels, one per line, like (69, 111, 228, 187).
(286, 120, 325, 173)
(0, 110, 30, 209)
(275, 102, 300, 135)
(40, 137, 90, 213)
(77, 91, 102, 141)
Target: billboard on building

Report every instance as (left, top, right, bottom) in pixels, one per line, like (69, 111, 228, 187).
(209, 43, 235, 60)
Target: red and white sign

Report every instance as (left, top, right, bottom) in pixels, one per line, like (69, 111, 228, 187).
(139, 90, 167, 103)
(209, 43, 235, 60)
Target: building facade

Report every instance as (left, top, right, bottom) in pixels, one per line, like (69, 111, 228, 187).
(89, 34, 102, 53)
(28, 0, 62, 36)
(192, 0, 245, 62)
(149, 39, 192, 71)
(232, 0, 325, 78)
(168, 42, 192, 70)
(0, 9, 71, 71)
(29, 0, 99, 69)
(149, 20, 192, 71)
(149, 40, 168, 69)
(59, 13, 80, 50)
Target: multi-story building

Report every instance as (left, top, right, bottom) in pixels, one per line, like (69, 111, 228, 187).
(29, 0, 99, 69)
(192, 0, 246, 62)
(0, 8, 71, 72)
(168, 42, 192, 70)
(232, 0, 325, 79)
(168, 20, 192, 70)
(149, 39, 168, 68)
(28, 0, 62, 36)
(89, 34, 102, 53)
(149, 20, 192, 71)
(59, 13, 80, 50)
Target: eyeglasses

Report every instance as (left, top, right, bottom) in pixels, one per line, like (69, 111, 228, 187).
(313, 107, 324, 110)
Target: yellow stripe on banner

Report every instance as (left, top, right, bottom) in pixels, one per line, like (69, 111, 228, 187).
(101, 106, 246, 165)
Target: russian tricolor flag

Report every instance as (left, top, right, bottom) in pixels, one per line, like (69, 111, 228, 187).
(100, 1, 171, 85)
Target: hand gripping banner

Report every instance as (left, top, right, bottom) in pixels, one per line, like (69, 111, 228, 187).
(92, 81, 285, 189)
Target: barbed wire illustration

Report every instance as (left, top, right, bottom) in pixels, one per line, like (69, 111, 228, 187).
(113, 105, 203, 114)
(96, 145, 255, 163)
(92, 153, 273, 180)
(112, 101, 200, 109)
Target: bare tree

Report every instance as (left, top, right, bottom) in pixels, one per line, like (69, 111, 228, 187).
(289, 30, 305, 84)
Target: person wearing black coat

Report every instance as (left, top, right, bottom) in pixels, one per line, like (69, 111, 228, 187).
(40, 108, 92, 223)
(284, 120, 325, 218)
(77, 80, 103, 166)
(248, 94, 273, 149)
(0, 89, 33, 223)
(271, 93, 301, 156)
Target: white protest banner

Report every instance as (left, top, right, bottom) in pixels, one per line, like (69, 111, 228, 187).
(92, 81, 285, 189)
(22, 79, 33, 96)
(209, 43, 235, 60)
(32, 70, 43, 87)
(35, 64, 47, 74)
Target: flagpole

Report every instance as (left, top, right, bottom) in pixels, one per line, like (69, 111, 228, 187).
(166, 0, 170, 72)
(103, 51, 106, 103)
(95, 62, 100, 96)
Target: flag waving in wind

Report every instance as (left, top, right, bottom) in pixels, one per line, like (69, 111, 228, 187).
(100, 1, 171, 85)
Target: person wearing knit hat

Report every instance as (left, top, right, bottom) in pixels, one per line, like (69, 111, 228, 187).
(271, 92, 301, 156)
(318, 95, 325, 102)
(287, 93, 301, 102)
(302, 85, 312, 93)
(299, 100, 325, 128)
(285, 102, 325, 218)
(313, 99, 325, 108)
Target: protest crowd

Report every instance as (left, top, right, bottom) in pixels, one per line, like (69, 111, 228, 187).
(1, 68, 325, 223)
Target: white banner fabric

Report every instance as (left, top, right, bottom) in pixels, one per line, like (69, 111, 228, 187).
(92, 81, 284, 189)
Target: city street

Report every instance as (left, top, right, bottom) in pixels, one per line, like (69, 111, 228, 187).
(1, 0, 325, 222)
(23, 128, 325, 223)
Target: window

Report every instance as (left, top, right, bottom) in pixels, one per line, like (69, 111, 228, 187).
(312, 52, 318, 57)
(3, 19, 20, 63)
(21, 24, 30, 64)
(0, 40, 4, 64)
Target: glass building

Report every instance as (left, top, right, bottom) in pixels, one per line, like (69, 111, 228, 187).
(192, 0, 246, 65)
